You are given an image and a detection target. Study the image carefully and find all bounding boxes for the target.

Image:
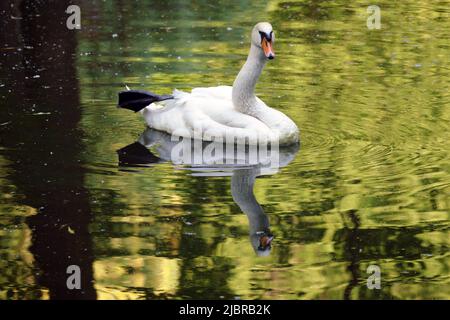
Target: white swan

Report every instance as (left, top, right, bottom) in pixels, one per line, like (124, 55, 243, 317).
(118, 22, 299, 146)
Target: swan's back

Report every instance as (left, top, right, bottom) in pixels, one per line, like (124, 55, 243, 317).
(191, 85, 233, 101)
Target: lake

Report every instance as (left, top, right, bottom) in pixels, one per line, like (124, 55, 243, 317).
(0, 0, 449, 299)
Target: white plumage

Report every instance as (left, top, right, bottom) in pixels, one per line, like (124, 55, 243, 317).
(138, 22, 299, 146)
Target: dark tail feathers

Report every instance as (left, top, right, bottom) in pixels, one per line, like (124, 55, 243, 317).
(117, 142, 162, 166)
(118, 90, 173, 112)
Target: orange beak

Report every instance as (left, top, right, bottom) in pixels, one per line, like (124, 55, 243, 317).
(261, 37, 275, 59)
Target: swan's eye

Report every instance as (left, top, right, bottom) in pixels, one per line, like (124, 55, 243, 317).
(259, 31, 272, 42)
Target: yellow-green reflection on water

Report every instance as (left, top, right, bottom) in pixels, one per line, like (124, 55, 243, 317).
(0, 0, 449, 299)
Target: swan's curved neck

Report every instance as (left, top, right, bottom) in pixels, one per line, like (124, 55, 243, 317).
(232, 44, 267, 115)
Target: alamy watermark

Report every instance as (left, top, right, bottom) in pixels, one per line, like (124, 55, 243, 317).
(66, 265, 81, 290)
(66, 5, 81, 30)
(168, 126, 281, 171)
(367, 5, 381, 30)
(366, 264, 381, 289)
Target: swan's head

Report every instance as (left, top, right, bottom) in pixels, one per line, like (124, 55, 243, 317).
(251, 22, 275, 60)
(251, 231, 274, 256)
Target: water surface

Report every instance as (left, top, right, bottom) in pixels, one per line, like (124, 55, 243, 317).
(0, 0, 449, 299)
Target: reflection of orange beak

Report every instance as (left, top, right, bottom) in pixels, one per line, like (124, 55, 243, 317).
(259, 235, 274, 250)
(261, 38, 275, 59)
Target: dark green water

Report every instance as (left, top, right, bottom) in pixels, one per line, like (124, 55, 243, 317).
(0, 0, 449, 299)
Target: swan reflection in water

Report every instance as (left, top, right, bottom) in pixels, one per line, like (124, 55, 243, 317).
(117, 128, 299, 256)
